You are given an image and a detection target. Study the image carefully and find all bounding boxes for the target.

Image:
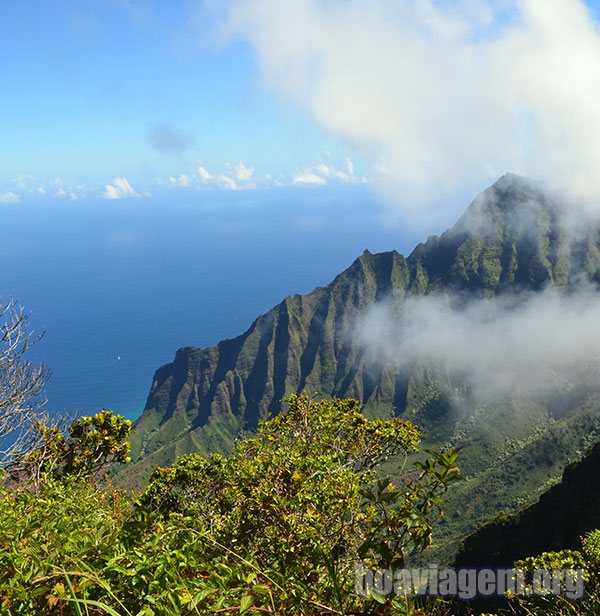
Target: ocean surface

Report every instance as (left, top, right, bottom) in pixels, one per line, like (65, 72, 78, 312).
(1, 186, 415, 420)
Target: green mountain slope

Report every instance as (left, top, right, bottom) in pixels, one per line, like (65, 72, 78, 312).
(125, 173, 600, 552)
(129, 247, 414, 472)
(454, 440, 600, 567)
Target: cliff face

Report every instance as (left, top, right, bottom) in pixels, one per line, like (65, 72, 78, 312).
(132, 174, 600, 464)
(130, 249, 413, 469)
(126, 174, 600, 551)
(150, 249, 411, 426)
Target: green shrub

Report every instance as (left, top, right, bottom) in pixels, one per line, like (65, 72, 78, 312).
(0, 396, 461, 614)
(15, 409, 132, 483)
(508, 534, 600, 614)
(0, 476, 130, 613)
(138, 395, 461, 612)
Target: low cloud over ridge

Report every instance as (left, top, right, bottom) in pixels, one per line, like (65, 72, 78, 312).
(356, 287, 600, 402)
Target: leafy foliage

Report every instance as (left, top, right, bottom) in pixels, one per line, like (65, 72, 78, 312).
(11, 409, 132, 483)
(10, 396, 600, 614)
(507, 531, 600, 615)
(138, 395, 461, 611)
(0, 476, 130, 614)
(0, 396, 461, 614)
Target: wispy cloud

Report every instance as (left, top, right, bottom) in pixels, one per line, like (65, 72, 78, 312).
(0, 191, 20, 204)
(292, 157, 366, 186)
(168, 174, 192, 188)
(194, 162, 254, 190)
(42, 176, 89, 200)
(235, 161, 254, 181)
(293, 170, 326, 186)
(148, 124, 188, 155)
(356, 286, 600, 403)
(54, 187, 80, 201)
(11, 173, 35, 190)
(216, 174, 239, 190)
(197, 164, 214, 182)
(0, 158, 367, 201)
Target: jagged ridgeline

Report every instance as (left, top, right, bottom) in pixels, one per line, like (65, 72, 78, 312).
(126, 173, 600, 552)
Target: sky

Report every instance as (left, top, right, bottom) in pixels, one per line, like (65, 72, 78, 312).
(3, 1, 600, 228)
(0, 1, 369, 206)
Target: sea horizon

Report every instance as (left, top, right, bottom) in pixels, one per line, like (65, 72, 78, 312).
(1, 185, 415, 421)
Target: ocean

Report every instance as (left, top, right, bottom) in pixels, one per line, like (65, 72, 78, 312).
(1, 186, 414, 420)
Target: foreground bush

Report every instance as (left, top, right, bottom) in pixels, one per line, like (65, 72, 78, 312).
(505, 530, 600, 615)
(0, 476, 130, 613)
(0, 397, 461, 614)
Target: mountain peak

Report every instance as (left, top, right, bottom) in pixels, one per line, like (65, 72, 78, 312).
(488, 172, 549, 209)
(452, 173, 549, 237)
(493, 171, 532, 188)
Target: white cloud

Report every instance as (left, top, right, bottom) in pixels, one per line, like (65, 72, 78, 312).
(223, 0, 600, 218)
(168, 174, 192, 188)
(102, 177, 138, 200)
(12, 173, 34, 190)
(235, 162, 255, 181)
(356, 287, 600, 402)
(54, 187, 79, 201)
(41, 178, 89, 200)
(180, 160, 359, 190)
(195, 164, 246, 190)
(292, 158, 366, 185)
(0, 191, 20, 203)
(344, 157, 354, 176)
(197, 165, 214, 182)
(293, 170, 327, 185)
(217, 174, 239, 190)
(312, 163, 332, 177)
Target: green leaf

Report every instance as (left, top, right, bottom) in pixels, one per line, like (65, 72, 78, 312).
(370, 589, 387, 604)
(239, 594, 254, 613)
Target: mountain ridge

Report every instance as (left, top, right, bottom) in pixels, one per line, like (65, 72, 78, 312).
(125, 174, 600, 554)
(132, 173, 594, 465)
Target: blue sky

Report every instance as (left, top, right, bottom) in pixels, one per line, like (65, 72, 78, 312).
(0, 1, 365, 201)
(3, 0, 600, 217)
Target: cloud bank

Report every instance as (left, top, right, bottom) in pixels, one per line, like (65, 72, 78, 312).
(356, 288, 600, 402)
(222, 0, 600, 217)
(1, 156, 364, 201)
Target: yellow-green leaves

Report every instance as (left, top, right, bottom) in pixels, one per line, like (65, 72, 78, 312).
(138, 395, 459, 612)
(0, 396, 461, 614)
(18, 409, 131, 482)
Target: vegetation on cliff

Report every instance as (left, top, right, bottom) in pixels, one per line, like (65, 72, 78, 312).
(3, 398, 600, 614)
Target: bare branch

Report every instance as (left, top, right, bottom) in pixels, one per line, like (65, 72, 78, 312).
(0, 298, 49, 466)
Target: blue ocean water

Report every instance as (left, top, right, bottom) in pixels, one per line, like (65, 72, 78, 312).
(0, 186, 415, 420)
